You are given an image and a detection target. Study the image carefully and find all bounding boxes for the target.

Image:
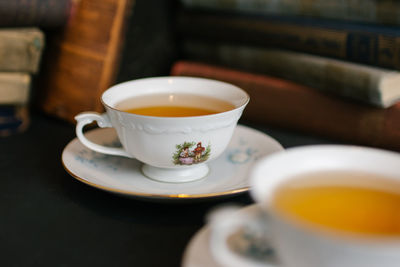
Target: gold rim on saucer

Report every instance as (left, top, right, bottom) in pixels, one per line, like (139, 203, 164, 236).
(62, 159, 249, 200)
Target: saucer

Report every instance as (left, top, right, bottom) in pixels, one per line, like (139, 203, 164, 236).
(62, 125, 283, 201)
(182, 204, 279, 267)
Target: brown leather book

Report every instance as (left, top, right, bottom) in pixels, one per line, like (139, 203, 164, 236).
(37, 0, 134, 122)
(171, 60, 400, 151)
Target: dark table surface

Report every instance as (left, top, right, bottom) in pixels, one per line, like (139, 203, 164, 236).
(1, 112, 335, 267)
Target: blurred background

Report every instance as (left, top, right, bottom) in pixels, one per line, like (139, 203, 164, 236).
(1, 0, 399, 151)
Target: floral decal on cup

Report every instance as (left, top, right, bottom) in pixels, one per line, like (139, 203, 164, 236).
(173, 141, 211, 165)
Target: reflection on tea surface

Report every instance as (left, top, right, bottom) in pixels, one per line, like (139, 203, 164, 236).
(116, 93, 235, 117)
(272, 171, 400, 236)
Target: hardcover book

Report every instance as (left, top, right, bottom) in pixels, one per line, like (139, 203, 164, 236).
(182, 41, 400, 108)
(180, 0, 400, 26)
(0, 73, 31, 105)
(37, 0, 134, 122)
(0, 0, 75, 28)
(177, 10, 400, 70)
(0, 105, 29, 136)
(0, 28, 44, 73)
(171, 60, 400, 151)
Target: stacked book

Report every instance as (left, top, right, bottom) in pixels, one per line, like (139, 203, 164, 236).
(37, 0, 134, 123)
(0, 28, 44, 136)
(0, 0, 74, 136)
(173, 0, 400, 151)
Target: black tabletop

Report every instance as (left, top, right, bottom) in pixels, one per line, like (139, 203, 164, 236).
(0, 112, 334, 267)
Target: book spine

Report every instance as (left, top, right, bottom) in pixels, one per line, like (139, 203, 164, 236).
(182, 41, 400, 107)
(38, 0, 134, 123)
(0, 73, 31, 105)
(0, 105, 30, 136)
(0, 28, 45, 73)
(180, 0, 400, 26)
(0, 0, 74, 28)
(170, 60, 400, 151)
(178, 11, 400, 70)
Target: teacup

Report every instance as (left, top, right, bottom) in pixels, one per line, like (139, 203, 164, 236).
(75, 76, 249, 183)
(209, 145, 400, 267)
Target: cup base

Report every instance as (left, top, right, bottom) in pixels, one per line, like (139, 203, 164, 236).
(141, 163, 209, 183)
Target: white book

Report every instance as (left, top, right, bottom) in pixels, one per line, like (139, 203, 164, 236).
(0, 73, 31, 104)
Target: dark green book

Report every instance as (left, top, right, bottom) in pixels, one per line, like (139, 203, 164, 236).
(183, 41, 400, 108)
(177, 9, 400, 70)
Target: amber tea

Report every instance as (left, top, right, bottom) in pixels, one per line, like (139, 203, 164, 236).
(272, 171, 400, 236)
(115, 93, 235, 117)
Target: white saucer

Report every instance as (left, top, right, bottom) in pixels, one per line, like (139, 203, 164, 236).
(182, 204, 279, 267)
(62, 125, 283, 201)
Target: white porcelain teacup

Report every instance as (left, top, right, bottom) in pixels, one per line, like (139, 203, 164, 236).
(75, 76, 249, 183)
(209, 145, 400, 267)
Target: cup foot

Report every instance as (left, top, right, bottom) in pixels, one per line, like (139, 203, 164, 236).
(141, 163, 209, 183)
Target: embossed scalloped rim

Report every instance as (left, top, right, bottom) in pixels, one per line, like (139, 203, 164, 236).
(111, 111, 243, 134)
(102, 77, 250, 118)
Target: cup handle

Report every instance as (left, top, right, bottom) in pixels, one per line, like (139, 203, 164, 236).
(208, 206, 277, 267)
(75, 112, 132, 158)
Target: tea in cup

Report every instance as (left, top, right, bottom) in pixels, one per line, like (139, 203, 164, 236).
(75, 77, 249, 183)
(209, 145, 400, 267)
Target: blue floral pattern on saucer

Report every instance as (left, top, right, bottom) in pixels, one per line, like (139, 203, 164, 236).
(227, 136, 262, 164)
(74, 138, 123, 171)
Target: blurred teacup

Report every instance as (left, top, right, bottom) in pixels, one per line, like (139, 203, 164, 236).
(75, 76, 249, 183)
(209, 145, 400, 267)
